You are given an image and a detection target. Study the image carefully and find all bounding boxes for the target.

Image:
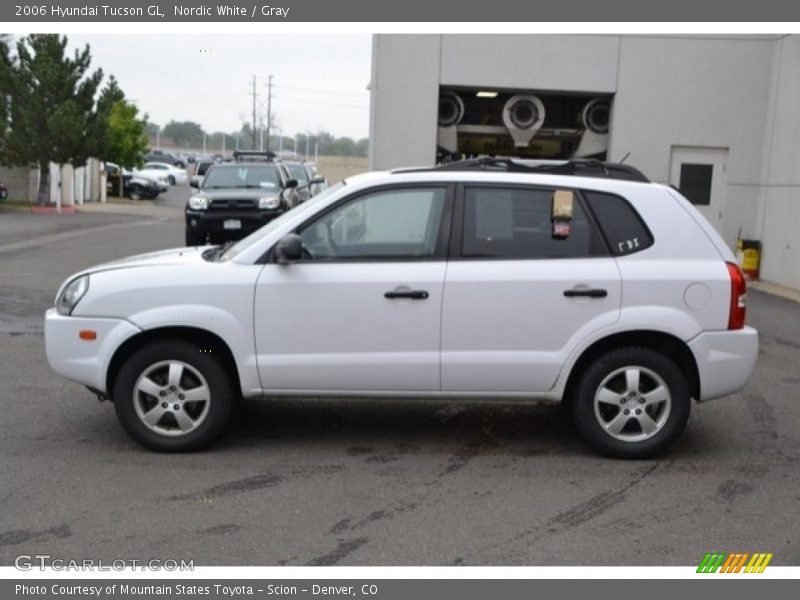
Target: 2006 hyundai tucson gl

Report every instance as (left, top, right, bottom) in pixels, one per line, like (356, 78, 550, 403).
(45, 159, 758, 457)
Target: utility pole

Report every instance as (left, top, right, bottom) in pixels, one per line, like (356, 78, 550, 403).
(250, 75, 257, 149)
(305, 135, 310, 161)
(156, 129, 160, 149)
(222, 135, 226, 157)
(266, 75, 274, 153)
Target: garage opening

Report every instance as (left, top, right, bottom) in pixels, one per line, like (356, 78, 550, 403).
(436, 87, 613, 164)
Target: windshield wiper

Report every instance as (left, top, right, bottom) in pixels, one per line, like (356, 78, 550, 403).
(202, 241, 236, 261)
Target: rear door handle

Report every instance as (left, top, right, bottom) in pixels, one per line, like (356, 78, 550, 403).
(385, 289, 429, 300)
(563, 288, 608, 298)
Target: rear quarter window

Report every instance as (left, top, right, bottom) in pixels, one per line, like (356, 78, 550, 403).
(582, 190, 654, 256)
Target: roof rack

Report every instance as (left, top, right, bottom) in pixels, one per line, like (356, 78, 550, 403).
(416, 157, 650, 183)
(232, 150, 276, 162)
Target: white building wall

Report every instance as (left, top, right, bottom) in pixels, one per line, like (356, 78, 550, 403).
(369, 35, 441, 170)
(755, 35, 800, 289)
(439, 35, 619, 92)
(610, 36, 774, 247)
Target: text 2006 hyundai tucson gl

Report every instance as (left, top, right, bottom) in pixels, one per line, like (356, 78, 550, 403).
(45, 160, 758, 457)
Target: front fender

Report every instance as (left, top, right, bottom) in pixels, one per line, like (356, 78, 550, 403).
(127, 305, 261, 396)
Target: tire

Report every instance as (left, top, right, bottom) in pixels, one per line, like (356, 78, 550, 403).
(572, 347, 690, 459)
(168, 175, 176, 186)
(185, 228, 205, 246)
(129, 188, 142, 201)
(112, 340, 234, 452)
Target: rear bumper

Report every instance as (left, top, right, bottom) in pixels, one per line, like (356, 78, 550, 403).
(689, 326, 758, 402)
(44, 308, 142, 394)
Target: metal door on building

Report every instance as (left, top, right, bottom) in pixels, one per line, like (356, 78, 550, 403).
(669, 147, 728, 232)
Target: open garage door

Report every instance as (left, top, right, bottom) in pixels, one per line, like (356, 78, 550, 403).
(436, 88, 612, 163)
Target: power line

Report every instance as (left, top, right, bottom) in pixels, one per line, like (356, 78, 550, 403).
(274, 84, 368, 98)
(272, 94, 369, 110)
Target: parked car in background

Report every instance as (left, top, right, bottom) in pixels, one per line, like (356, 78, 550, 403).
(189, 160, 215, 189)
(279, 161, 327, 202)
(0, 181, 8, 201)
(139, 162, 189, 186)
(144, 149, 186, 168)
(185, 151, 299, 245)
(131, 166, 169, 192)
(45, 158, 758, 455)
(105, 162, 161, 200)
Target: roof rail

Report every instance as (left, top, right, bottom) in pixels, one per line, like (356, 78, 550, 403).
(232, 150, 276, 162)
(417, 157, 649, 183)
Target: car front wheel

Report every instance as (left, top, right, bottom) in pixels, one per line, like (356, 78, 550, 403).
(572, 347, 691, 459)
(112, 340, 234, 451)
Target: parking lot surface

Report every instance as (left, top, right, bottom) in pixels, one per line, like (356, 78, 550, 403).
(1, 187, 799, 565)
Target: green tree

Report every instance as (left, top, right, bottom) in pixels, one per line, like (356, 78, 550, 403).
(161, 120, 205, 148)
(106, 100, 149, 168)
(88, 75, 124, 160)
(3, 34, 102, 203)
(0, 37, 11, 156)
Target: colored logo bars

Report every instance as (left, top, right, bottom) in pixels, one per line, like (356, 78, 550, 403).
(697, 552, 773, 573)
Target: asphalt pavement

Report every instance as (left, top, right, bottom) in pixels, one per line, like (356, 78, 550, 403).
(1, 185, 799, 566)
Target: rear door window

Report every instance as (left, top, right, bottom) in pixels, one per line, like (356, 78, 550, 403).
(461, 186, 602, 259)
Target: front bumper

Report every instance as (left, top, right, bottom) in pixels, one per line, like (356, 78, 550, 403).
(688, 326, 758, 402)
(44, 308, 142, 394)
(185, 208, 283, 238)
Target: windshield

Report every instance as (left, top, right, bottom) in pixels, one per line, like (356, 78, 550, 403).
(203, 164, 280, 190)
(221, 181, 346, 261)
(286, 164, 309, 184)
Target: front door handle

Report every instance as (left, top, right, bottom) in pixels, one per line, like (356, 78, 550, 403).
(385, 289, 429, 300)
(563, 288, 608, 298)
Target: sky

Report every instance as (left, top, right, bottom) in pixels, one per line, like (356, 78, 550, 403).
(65, 34, 373, 140)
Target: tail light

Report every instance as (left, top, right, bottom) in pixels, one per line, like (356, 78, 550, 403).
(726, 262, 747, 330)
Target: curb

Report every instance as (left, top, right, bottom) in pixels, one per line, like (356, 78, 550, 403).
(749, 280, 800, 304)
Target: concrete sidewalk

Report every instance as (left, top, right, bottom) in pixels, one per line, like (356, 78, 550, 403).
(749, 279, 800, 304)
(77, 200, 179, 219)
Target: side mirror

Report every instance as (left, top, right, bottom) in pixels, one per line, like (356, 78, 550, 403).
(189, 178, 199, 189)
(274, 233, 303, 264)
(310, 176, 326, 185)
(285, 178, 298, 189)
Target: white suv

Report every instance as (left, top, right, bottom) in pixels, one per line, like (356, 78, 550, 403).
(45, 159, 758, 458)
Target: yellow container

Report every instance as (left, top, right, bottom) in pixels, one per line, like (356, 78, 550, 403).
(737, 239, 761, 279)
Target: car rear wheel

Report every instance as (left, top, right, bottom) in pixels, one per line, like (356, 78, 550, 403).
(572, 347, 690, 459)
(112, 340, 234, 451)
(168, 175, 176, 185)
(129, 189, 142, 201)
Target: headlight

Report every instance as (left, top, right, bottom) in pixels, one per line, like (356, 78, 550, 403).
(56, 275, 89, 316)
(259, 196, 280, 209)
(188, 196, 209, 210)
